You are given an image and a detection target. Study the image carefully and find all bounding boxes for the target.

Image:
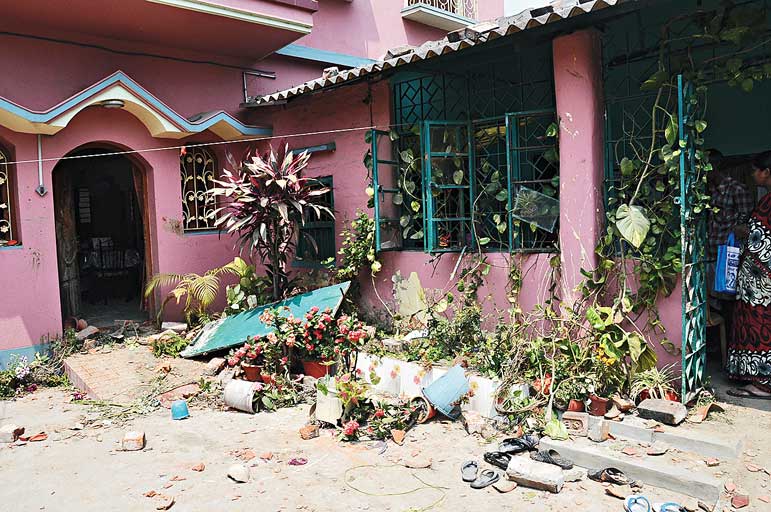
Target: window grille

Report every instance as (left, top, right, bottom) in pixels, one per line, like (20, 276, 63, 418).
(180, 147, 216, 232)
(295, 176, 336, 267)
(406, 0, 477, 19)
(0, 147, 17, 246)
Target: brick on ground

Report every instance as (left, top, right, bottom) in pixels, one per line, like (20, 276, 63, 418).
(637, 398, 687, 426)
(506, 455, 565, 493)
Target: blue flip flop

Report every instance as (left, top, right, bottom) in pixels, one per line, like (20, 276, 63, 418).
(658, 503, 683, 512)
(624, 495, 651, 512)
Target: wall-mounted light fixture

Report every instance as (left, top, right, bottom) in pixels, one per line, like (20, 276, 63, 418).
(100, 99, 125, 109)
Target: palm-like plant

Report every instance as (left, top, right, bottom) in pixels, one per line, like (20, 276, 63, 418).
(210, 145, 333, 300)
(145, 260, 240, 324)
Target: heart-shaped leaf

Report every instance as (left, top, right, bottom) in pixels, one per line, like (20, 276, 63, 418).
(615, 204, 650, 249)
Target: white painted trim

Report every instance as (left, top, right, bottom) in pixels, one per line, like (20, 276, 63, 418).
(145, 0, 313, 33)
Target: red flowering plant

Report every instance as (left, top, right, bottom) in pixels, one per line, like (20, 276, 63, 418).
(255, 306, 300, 378)
(226, 337, 264, 369)
(298, 306, 338, 362)
(334, 313, 371, 371)
(366, 400, 418, 441)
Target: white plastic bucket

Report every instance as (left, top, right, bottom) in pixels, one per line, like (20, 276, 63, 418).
(223, 380, 260, 414)
(316, 380, 343, 424)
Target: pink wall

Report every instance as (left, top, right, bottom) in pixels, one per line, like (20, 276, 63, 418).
(0, 108, 241, 350)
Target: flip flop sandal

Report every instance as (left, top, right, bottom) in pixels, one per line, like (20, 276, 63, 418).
(499, 434, 540, 454)
(461, 460, 479, 482)
(727, 388, 771, 400)
(483, 451, 512, 471)
(588, 467, 633, 486)
(470, 469, 500, 489)
(624, 495, 652, 512)
(658, 503, 683, 512)
(530, 449, 574, 470)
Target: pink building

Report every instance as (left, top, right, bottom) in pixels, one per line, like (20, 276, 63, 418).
(0, 0, 504, 363)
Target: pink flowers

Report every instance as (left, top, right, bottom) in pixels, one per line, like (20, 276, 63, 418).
(310, 306, 319, 314)
(374, 409, 385, 418)
(342, 420, 359, 437)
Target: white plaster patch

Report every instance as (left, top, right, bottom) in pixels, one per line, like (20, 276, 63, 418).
(391, 271, 428, 326)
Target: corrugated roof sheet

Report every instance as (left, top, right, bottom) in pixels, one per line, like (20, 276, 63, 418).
(247, 0, 636, 107)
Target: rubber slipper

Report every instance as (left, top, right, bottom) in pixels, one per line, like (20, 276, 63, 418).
(727, 388, 771, 400)
(624, 495, 651, 512)
(461, 460, 479, 482)
(470, 469, 500, 489)
(530, 449, 574, 470)
(588, 467, 633, 486)
(658, 503, 683, 512)
(499, 434, 539, 454)
(483, 451, 512, 471)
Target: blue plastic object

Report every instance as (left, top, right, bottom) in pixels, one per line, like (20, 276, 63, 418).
(422, 365, 470, 419)
(171, 400, 190, 420)
(624, 495, 651, 512)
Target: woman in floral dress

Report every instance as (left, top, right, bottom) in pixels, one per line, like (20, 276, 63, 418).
(728, 151, 771, 399)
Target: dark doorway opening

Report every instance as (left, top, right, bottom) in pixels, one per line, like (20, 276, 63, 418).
(53, 148, 148, 328)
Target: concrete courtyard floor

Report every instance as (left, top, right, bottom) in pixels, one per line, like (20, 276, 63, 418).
(2, 388, 770, 511)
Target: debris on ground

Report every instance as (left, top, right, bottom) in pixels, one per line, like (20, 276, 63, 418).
(403, 455, 432, 469)
(390, 429, 406, 445)
(227, 464, 250, 483)
(121, 431, 146, 451)
(232, 448, 256, 462)
(646, 443, 669, 456)
(636, 398, 687, 426)
(731, 494, 749, 509)
(492, 480, 518, 493)
(705, 458, 720, 467)
(299, 424, 319, 440)
(506, 456, 564, 493)
(0, 424, 25, 443)
(191, 463, 205, 472)
(76, 326, 100, 341)
(288, 457, 308, 466)
(19, 432, 48, 442)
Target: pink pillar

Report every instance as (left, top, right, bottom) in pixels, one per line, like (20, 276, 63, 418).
(553, 29, 605, 305)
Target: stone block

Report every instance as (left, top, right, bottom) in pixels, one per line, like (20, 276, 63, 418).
(204, 357, 225, 376)
(76, 326, 100, 341)
(122, 431, 146, 451)
(588, 419, 610, 442)
(461, 410, 487, 435)
(0, 424, 24, 443)
(562, 411, 589, 437)
(506, 455, 565, 493)
(563, 467, 587, 482)
(637, 399, 687, 426)
(161, 322, 187, 333)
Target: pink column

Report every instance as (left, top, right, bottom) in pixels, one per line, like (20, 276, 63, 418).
(552, 29, 605, 305)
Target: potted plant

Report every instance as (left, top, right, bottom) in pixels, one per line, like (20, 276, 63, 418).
(631, 365, 679, 403)
(554, 378, 590, 412)
(587, 345, 624, 416)
(299, 306, 337, 378)
(227, 337, 264, 382)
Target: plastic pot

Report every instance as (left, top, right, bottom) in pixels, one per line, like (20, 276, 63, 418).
(587, 394, 610, 416)
(422, 365, 470, 419)
(303, 360, 332, 379)
(242, 363, 262, 382)
(223, 380, 261, 414)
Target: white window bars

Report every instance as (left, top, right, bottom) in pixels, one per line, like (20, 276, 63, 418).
(406, 0, 478, 19)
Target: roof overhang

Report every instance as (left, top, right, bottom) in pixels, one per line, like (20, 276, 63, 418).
(0, 71, 272, 140)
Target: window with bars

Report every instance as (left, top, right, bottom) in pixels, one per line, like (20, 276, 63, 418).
(295, 176, 335, 267)
(180, 147, 217, 232)
(0, 146, 19, 247)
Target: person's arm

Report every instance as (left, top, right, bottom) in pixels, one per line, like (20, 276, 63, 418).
(733, 184, 754, 239)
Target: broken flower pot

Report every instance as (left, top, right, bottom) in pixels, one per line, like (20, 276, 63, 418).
(302, 360, 332, 379)
(587, 394, 610, 417)
(423, 365, 470, 419)
(241, 363, 262, 382)
(223, 380, 262, 414)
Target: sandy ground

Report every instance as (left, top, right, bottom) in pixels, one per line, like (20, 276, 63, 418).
(3, 388, 770, 512)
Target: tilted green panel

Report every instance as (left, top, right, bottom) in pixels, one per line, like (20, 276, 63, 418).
(181, 282, 351, 358)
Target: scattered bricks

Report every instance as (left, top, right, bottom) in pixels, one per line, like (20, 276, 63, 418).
(758, 495, 770, 504)
(161, 322, 187, 333)
(82, 339, 99, 351)
(637, 398, 687, 426)
(391, 429, 406, 445)
(506, 455, 565, 493)
(562, 412, 589, 437)
(0, 424, 24, 443)
(705, 458, 720, 467)
(731, 494, 749, 509)
(227, 464, 250, 483)
(299, 424, 319, 440)
(259, 452, 273, 461)
(121, 431, 146, 451)
(204, 357, 225, 376)
(646, 443, 669, 456)
(698, 500, 714, 512)
(588, 419, 610, 443)
(493, 481, 518, 493)
(621, 446, 638, 456)
(563, 467, 586, 482)
(191, 463, 205, 472)
(76, 325, 100, 341)
(461, 410, 486, 435)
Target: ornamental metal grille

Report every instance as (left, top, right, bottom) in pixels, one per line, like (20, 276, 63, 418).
(0, 147, 16, 246)
(406, 0, 477, 19)
(295, 176, 335, 267)
(180, 147, 216, 232)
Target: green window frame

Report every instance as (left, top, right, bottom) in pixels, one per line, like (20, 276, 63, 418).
(294, 176, 336, 268)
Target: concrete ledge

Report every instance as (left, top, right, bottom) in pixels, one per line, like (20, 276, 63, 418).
(589, 416, 742, 460)
(540, 438, 722, 503)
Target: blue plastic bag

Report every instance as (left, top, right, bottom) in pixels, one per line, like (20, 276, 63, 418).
(715, 232, 740, 294)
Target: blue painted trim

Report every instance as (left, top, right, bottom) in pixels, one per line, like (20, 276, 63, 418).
(290, 142, 336, 155)
(275, 44, 376, 68)
(0, 71, 271, 137)
(0, 245, 23, 251)
(0, 343, 51, 370)
(183, 229, 222, 236)
(400, 3, 476, 25)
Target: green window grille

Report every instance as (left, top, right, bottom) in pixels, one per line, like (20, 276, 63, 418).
(295, 176, 335, 267)
(180, 147, 217, 232)
(0, 146, 17, 246)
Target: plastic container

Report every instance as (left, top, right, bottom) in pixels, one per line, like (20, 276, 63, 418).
(171, 399, 190, 420)
(223, 380, 261, 414)
(315, 378, 343, 424)
(422, 365, 470, 419)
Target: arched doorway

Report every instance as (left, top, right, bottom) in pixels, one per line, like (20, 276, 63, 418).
(53, 147, 150, 327)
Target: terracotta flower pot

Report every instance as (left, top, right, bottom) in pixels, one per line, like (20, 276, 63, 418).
(241, 363, 262, 382)
(302, 360, 331, 379)
(664, 390, 679, 402)
(567, 399, 585, 412)
(587, 394, 610, 416)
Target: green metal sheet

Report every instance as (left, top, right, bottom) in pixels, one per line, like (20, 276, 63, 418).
(180, 281, 351, 358)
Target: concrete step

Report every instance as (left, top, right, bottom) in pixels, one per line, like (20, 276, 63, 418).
(590, 415, 742, 460)
(540, 437, 722, 504)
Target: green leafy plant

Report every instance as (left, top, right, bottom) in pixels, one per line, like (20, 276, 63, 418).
(630, 364, 678, 402)
(224, 257, 272, 315)
(211, 145, 333, 301)
(150, 332, 189, 358)
(144, 258, 241, 325)
(327, 210, 380, 281)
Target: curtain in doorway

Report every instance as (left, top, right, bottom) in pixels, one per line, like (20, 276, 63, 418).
(131, 166, 148, 311)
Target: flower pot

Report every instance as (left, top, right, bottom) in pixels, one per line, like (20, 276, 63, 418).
(664, 390, 679, 402)
(587, 394, 610, 416)
(422, 365, 470, 419)
(567, 399, 585, 412)
(315, 381, 343, 424)
(242, 363, 262, 382)
(261, 374, 275, 385)
(223, 380, 261, 413)
(303, 360, 331, 379)
(410, 394, 437, 424)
